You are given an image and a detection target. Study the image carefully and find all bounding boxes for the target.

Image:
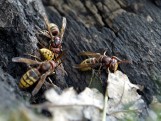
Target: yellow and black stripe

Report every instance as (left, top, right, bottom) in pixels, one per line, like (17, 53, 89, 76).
(79, 58, 96, 71)
(19, 69, 40, 89)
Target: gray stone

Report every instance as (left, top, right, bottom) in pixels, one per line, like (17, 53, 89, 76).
(0, 0, 161, 109)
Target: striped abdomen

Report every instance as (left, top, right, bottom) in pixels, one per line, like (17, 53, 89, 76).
(80, 58, 96, 71)
(19, 68, 41, 89)
(40, 48, 54, 60)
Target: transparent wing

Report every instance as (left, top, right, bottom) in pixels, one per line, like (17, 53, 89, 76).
(73, 63, 101, 69)
(44, 16, 53, 40)
(111, 56, 131, 64)
(32, 71, 51, 96)
(78, 51, 102, 58)
(59, 17, 67, 41)
(12, 57, 42, 65)
(39, 30, 51, 38)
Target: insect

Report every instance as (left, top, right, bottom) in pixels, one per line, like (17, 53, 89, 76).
(74, 51, 129, 73)
(39, 48, 54, 61)
(40, 16, 67, 56)
(12, 53, 63, 96)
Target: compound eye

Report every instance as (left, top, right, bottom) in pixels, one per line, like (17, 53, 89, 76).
(109, 60, 118, 72)
(52, 30, 58, 36)
(49, 23, 59, 36)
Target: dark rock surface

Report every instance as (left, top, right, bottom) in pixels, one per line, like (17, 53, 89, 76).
(43, 0, 161, 103)
(0, 0, 46, 107)
(0, 0, 161, 109)
(0, 67, 21, 109)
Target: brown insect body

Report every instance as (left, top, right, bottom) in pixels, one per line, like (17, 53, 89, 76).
(100, 56, 119, 72)
(12, 57, 57, 96)
(75, 52, 129, 73)
(49, 36, 62, 54)
(40, 17, 66, 58)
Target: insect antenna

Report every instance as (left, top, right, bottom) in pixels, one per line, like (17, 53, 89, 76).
(103, 51, 107, 56)
(117, 60, 131, 64)
(111, 56, 122, 61)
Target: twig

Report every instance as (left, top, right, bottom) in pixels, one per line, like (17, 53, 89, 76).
(29, 102, 103, 110)
(102, 69, 110, 121)
(88, 69, 95, 87)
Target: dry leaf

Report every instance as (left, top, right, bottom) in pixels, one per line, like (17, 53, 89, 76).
(34, 71, 148, 121)
(106, 71, 147, 120)
(45, 87, 103, 121)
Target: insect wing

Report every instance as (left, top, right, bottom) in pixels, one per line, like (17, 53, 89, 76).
(12, 57, 41, 65)
(78, 51, 101, 58)
(111, 56, 122, 61)
(74, 64, 92, 69)
(111, 56, 131, 64)
(118, 60, 131, 64)
(74, 63, 100, 69)
(60, 17, 67, 41)
(44, 16, 53, 40)
(32, 71, 50, 96)
(39, 30, 51, 38)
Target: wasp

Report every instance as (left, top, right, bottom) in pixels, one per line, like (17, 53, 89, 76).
(74, 51, 129, 73)
(39, 16, 67, 61)
(39, 48, 54, 61)
(12, 53, 63, 96)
